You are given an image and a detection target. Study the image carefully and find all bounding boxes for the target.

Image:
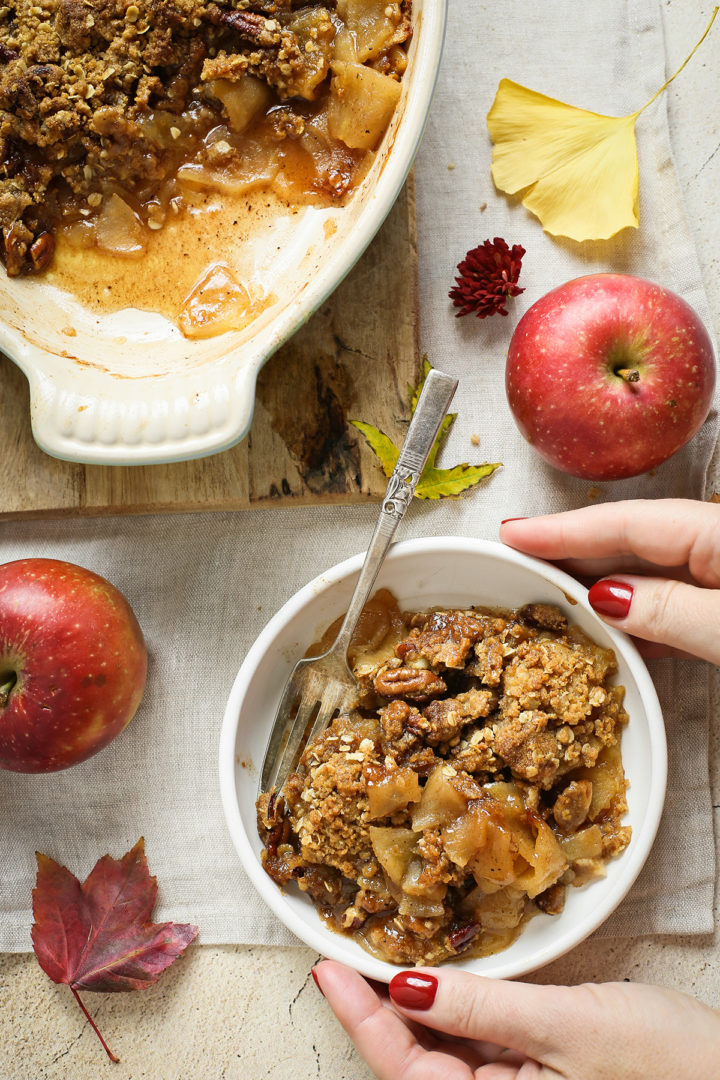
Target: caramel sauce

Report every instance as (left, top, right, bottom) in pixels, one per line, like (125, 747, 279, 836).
(47, 189, 279, 322)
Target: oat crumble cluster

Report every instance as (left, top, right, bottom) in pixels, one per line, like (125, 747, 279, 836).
(0, 0, 411, 274)
(257, 591, 631, 966)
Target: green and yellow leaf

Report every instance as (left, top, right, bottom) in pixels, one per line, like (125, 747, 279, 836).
(415, 462, 501, 500)
(349, 420, 398, 478)
(351, 362, 501, 501)
(409, 357, 434, 413)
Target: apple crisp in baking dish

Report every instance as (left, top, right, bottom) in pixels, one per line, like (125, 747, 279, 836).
(0, 0, 411, 276)
(257, 590, 631, 966)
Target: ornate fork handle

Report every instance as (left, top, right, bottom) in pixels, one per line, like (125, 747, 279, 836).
(333, 370, 458, 656)
(382, 450, 425, 517)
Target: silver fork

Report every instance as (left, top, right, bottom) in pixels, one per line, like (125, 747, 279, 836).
(260, 368, 458, 795)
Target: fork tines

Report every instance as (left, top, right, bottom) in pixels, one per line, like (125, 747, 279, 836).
(260, 664, 351, 795)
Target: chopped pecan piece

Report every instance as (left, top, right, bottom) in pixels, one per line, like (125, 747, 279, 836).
(409, 688, 494, 746)
(265, 816, 292, 856)
(493, 710, 563, 787)
(519, 604, 567, 632)
(3, 222, 30, 277)
(535, 883, 565, 916)
(396, 610, 485, 670)
(553, 779, 593, 832)
(379, 699, 417, 742)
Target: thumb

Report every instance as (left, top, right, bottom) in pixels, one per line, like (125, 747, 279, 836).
(388, 969, 575, 1064)
(587, 576, 720, 664)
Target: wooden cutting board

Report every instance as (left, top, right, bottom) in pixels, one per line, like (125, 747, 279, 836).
(0, 180, 420, 520)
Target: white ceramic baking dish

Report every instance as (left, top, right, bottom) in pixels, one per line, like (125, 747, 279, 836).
(0, 0, 446, 465)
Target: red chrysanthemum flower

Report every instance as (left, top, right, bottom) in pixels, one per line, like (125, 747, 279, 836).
(449, 237, 526, 318)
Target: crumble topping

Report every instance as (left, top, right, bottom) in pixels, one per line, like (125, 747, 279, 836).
(258, 591, 631, 966)
(0, 0, 411, 274)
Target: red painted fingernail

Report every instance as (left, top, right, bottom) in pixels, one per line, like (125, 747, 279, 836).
(501, 517, 527, 525)
(311, 968, 325, 997)
(389, 971, 438, 1010)
(588, 579, 633, 619)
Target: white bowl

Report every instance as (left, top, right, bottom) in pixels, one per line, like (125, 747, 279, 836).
(219, 537, 666, 981)
(0, 0, 447, 465)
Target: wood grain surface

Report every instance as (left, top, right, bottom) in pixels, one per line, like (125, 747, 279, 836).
(0, 180, 419, 520)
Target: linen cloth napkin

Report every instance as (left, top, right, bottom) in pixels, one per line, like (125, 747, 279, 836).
(0, 0, 716, 950)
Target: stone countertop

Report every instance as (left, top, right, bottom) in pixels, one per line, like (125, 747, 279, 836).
(2, 2, 719, 1077)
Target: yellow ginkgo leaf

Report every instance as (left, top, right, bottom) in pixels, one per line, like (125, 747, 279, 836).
(487, 8, 717, 242)
(488, 83, 639, 242)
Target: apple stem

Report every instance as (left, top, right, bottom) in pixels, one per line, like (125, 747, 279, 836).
(0, 673, 16, 708)
(616, 367, 640, 384)
(70, 987, 120, 1063)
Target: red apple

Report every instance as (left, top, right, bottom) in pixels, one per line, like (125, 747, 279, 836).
(0, 559, 147, 772)
(506, 273, 716, 480)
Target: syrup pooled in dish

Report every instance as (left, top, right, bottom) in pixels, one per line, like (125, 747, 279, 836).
(0, 0, 411, 330)
(257, 590, 631, 966)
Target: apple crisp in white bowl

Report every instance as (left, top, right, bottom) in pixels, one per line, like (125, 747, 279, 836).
(219, 538, 666, 981)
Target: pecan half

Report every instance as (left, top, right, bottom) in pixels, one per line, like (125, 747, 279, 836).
(29, 231, 55, 272)
(374, 665, 447, 702)
(208, 5, 282, 46)
(266, 814, 291, 855)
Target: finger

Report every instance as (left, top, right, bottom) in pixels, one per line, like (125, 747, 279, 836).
(631, 638, 699, 661)
(317, 964, 512, 1073)
(388, 969, 573, 1065)
(474, 1066, 522, 1079)
(427, 1033, 528, 1072)
(314, 961, 473, 1080)
(554, 556, 697, 585)
(401, 1012, 487, 1067)
(474, 1050, 530, 1076)
(500, 500, 720, 586)
(446, 1036, 527, 1068)
(588, 575, 720, 665)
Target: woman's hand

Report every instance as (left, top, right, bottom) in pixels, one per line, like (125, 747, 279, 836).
(500, 498, 720, 664)
(312, 961, 720, 1079)
(311, 499, 720, 1078)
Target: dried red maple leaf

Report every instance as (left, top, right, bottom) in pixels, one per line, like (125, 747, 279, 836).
(449, 237, 525, 318)
(31, 837, 198, 1062)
